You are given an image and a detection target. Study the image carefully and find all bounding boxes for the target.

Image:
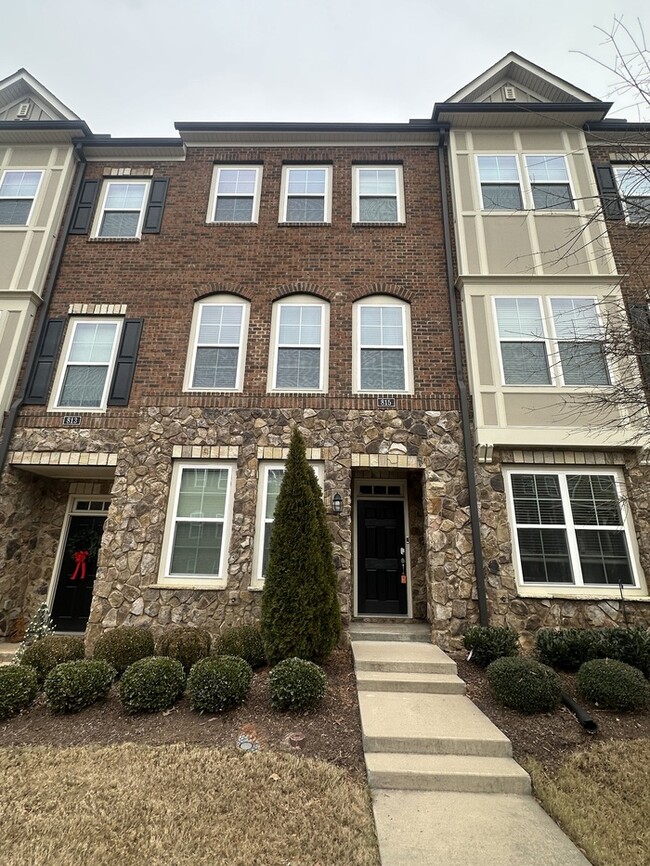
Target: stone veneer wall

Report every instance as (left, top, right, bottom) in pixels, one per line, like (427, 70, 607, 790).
(475, 449, 650, 648)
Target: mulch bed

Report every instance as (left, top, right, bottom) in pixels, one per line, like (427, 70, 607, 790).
(454, 653, 650, 775)
(0, 645, 367, 779)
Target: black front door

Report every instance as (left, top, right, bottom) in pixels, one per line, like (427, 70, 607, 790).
(51, 514, 106, 632)
(357, 499, 407, 615)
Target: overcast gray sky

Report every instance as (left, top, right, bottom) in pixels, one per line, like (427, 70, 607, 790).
(2, 1, 648, 137)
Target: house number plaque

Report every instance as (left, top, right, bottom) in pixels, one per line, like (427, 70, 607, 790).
(376, 397, 396, 408)
(62, 416, 82, 427)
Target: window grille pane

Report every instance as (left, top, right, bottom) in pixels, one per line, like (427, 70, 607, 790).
(0, 199, 33, 224)
(360, 306, 403, 347)
(265, 469, 285, 519)
(496, 298, 545, 339)
(481, 185, 523, 210)
(567, 475, 622, 526)
(215, 197, 254, 221)
(198, 305, 242, 345)
(358, 169, 397, 195)
(170, 522, 223, 575)
(177, 468, 228, 518)
(531, 184, 573, 209)
(359, 197, 398, 222)
(217, 169, 257, 195)
(477, 156, 519, 183)
(558, 342, 609, 385)
(105, 183, 147, 209)
(276, 348, 320, 389)
(69, 323, 117, 363)
(576, 529, 633, 585)
(286, 197, 325, 221)
(518, 528, 573, 582)
(360, 348, 405, 390)
(614, 166, 650, 198)
(550, 298, 600, 339)
(287, 169, 326, 194)
(511, 474, 565, 524)
(501, 342, 551, 384)
(99, 211, 140, 237)
(0, 171, 41, 197)
(193, 347, 239, 388)
(525, 155, 570, 183)
(625, 198, 650, 224)
(59, 366, 108, 407)
(279, 305, 321, 346)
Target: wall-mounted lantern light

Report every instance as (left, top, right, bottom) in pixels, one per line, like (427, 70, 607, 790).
(332, 493, 343, 514)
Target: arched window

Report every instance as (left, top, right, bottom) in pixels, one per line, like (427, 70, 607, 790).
(268, 294, 330, 392)
(352, 296, 413, 393)
(185, 294, 250, 392)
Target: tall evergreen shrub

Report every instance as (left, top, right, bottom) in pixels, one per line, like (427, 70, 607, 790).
(261, 429, 341, 665)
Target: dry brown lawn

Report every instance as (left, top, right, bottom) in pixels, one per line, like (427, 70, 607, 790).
(527, 739, 650, 866)
(0, 743, 380, 866)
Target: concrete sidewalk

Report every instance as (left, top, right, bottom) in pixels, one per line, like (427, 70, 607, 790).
(351, 625, 590, 866)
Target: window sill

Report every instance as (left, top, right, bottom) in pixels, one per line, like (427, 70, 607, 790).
(247, 585, 264, 592)
(278, 221, 331, 227)
(145, 581, 227, 591)
(352, 222, 405, 227)
(206, 221, 258, 226)
(517, 587, 650, 602)
(88, 236, 141, 243)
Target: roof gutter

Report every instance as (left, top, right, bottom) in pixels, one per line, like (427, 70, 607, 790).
(437, 130, 489, 627)
(0, 142, 87, 474)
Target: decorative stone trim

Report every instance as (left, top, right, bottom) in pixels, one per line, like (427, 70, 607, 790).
(9, 451, 118, 467)
(505, 450, 626, 466)
(192, 283, 252, 302)
(69, 481, 112, 495)
(103, 167, 155, 177)
(271, 281, 336, 302)
(351, 283, 415, 304)
(68, 303, 128, 316)
(256, 447, 324, 460)
(351, 453, 420, 468)
(171, 445, 239, 459)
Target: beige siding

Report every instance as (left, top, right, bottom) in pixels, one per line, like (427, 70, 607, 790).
(484, 217, 533, 273)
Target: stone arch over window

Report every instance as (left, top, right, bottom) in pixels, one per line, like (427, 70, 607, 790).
(271, 281, 336, 303)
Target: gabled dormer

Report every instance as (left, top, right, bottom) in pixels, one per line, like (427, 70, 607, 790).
(0, 68, 81, 123)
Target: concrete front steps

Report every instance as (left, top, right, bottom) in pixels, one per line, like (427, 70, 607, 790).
(351, 623, 590, 865)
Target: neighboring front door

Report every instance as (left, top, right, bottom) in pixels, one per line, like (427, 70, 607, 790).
(51, 504, 108, 632)
(357, 499, 407, 615)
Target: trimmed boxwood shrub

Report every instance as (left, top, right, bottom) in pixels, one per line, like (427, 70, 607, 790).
(93, 627, 154, 676)
(44, 659, 116, 714)
(536, 628, 598, 671)
(593, 628, 650, 678)
(269, 658, 327, 711)
(213, 626, 266, 669)
(487, 656, 562, 714)
(119, 657, 186, 714)
(187, 656, 252, 713)
(20, 635, 85, 685)
(0, 665, 39, 720)
(156, 626, 211, 673)
(578, 658, 650, 711)
(463, 625, 519, 667)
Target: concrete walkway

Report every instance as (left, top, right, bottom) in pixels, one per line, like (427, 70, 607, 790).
(350, 623, 591, 866)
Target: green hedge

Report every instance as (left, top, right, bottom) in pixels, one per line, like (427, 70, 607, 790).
(20, 635, 85, 685)
(536, 627, 650, 675)
(213, 626, 266, 669)
(44, 659, 116, 714)
(487, 656, 562, 714)
(93, 627, 154, 676)
(269, 658, 327, 711)
(187, 656, 252, 713)
(156, 626, 211, 673)
(119, 656, 186, 714)
(463, 625, 519, 667)
(578, 658, 649, 711)
(0, 665, 39, 720)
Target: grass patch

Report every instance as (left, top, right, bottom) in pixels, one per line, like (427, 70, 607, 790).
(0, 743, 379, 866)
(527, 739, 650, 866)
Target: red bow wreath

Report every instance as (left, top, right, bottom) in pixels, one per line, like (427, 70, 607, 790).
(70, 550, 89, 581)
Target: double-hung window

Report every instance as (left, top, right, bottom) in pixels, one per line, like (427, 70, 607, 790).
(507, 469, 638, 589)
(494, 296, 609, 386)
(52, 319, 122, 410)
(253, 462, 324, 586)
(613, 164, 650, 225)
(477, 155, 574, 211)
(280, 166, 331, 223)
(208, 166, 262, 223)
(94, 181, 149, 238)
(355, 298, 411, 392)
(0, 170, 43, 225)
(161, 463, 235, 584)
(353, 166, 404, 223)
(187, 297, 248, 391)
(270, 297, 328, 391)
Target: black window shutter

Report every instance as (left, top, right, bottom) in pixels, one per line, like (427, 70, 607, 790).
(69, 179, 100, 234)
(628, 303, 650, 386)
(23, 317, 66, 404)
(593, 164, 624, 220)
(107, 319, 143, 406)
(142, 178, 169, 234)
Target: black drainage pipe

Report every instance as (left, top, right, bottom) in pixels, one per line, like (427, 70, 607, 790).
(562, 692, 598, 734)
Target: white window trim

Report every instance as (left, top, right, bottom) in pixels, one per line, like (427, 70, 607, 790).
(476, 154, 576, 212)
(268, 294, 329, 393)
(0, 169, 44, 227)
(278, 165, 332, 224)
(504, 467, 647, 599)
(91, 179, 150, 239)
(206, 165, 263, 224)
(352, 165, 405, 224)
(251, 461, 324, 589)
(492, 295, 611, 388)
(184, 295, 250, 392)
(48, 317, 123, 413)
(612, 164, 650, 225)
(352, 296, 413, 394)
(159, 461, 236, 588)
